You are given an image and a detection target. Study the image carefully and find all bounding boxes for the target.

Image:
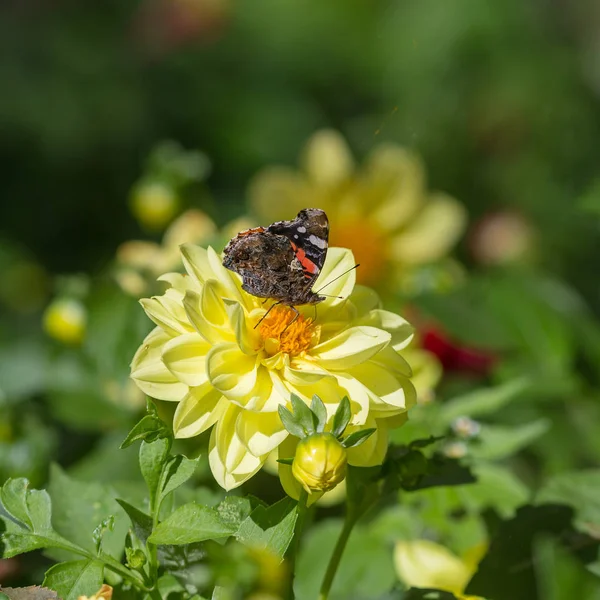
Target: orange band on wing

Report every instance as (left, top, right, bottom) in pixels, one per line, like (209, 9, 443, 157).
(291, 244, 319, 274)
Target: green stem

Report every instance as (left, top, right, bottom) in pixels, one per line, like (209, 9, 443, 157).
(318, 510, 358, 600)
(288, 488, 309, 598)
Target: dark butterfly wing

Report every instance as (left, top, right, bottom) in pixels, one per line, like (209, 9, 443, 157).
(265, 208, 329, 278)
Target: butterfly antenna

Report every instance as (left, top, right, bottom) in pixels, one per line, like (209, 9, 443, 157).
(315, 264, 360, 294)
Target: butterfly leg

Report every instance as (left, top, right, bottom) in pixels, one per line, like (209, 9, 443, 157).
(254, 301, 282, 329)
(282, 306, 301, 332)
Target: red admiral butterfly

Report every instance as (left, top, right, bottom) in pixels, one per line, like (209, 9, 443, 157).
(223, 208, 329, 308)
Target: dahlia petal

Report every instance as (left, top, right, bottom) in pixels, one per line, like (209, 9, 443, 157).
(389, 192, 467, 265)
(180, 244, 214, 287)
(236, 410, 288, 457)
(161, 332, 211, 387)
(157, 272, 195, 294)
(313, 247, 357, 308)
(206, 246, 249, 307)
(173, 383, 227, 438)
(301, 129, 354, 187)
(330, 372, 370, 426)
(131, 327, 189, 401)
(183, 285, 235, 344)
(312, 326, 391, 370)
(369, 345, 413, 378)
(224, 300, 261, 355)
(354, 309, 414, 350)
(284, 358, 330, 386)
(348, 361, 416, 412)
(209, 405, 265, 490)
(348, 285, 381, 317)
(139, 295, 192, 336)
(346, 418, 389, 467)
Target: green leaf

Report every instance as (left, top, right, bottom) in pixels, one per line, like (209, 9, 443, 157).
(342, 428, 376, 448)
(408, 435, 446, 449)
(148, 503, 233, 545)
(278, 405, 306, 439)
(235, 497, 298, 561)
(310, 395, 327, 433)
(470, 419, 550, 460)
(1, 479, 33, 528)
(47, 465, 128, 559)
(536, 470, 600, 534)
(42, 560, 103, 600)
(157, 455, 199, 509)
(120, 414, 166, 449)
(332, 396, 351, 438)
(139, 438, 170, 510)
(290, 394, 316, 435)
(115, 499, 153, 546)
(440, 378, 530, 424)
(215, 496, 256, 533)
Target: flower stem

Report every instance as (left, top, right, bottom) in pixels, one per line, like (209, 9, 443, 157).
(288, 489, 309, 598)
(318, 510, 358, 600)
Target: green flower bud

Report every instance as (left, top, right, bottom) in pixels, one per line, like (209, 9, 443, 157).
(292, 433, 347, 494)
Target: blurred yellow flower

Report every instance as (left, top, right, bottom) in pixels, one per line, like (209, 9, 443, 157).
(78, 584, 112, 600)
(249, 130, 467, 289)
(394, 539, 486, 599)
(43, 298, 87, 345)
(292, 433, 347, 494)
(115, 209, 254, 297)
(130, 180, 180, 230)
(131, 245, 416, 490)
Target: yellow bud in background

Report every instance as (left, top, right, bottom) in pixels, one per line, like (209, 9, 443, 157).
(43, 298, 87, 345)
(130, 180, 179, 230)
(77, 584, 112, 600)
(292, 433, 347, 494)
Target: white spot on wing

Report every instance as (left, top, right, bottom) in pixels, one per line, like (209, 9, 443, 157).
(309, 234, 327, 249)
(297, 226, 307, 233)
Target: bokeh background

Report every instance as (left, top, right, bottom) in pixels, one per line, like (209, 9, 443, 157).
(2, 0, 600, 596)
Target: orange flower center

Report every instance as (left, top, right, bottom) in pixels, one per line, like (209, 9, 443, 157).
(330, 219, 386, 286)
(259, 305, 316, 357)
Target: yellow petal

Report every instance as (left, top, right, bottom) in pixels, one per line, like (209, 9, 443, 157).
(161, 332, 211, 387)
(354, 309, 414, 350)
(348, 361, 416, 412)
(394, 539, 473, 593)
(224, 299, 261, 355)
(346, 417, 388, 467)
(369, 345, 412, 378)
(130, 327, 188, 401)
(206, 342, 259, 400)
(348, 285, 381, 317)
(180, 243, 213, 287)
(312, 247, 357, 309)
(248, 167, 313, 222)
(402, 348, 443, 403)
(364, 145, 426, 231)
(312, 326, 391, 370)
(331, 372, 371, 426)
(284, 358, 331, 386)
(173, 383, 227, 438)
(209, 404, 265, 490)
(389, 192, 467, 265)
(139, 295, 192, 336)
(157, 272, 195, 294)
(183, 284, 235, 345)
(301, 129, 354, 187)
(236, 410, 288, 457)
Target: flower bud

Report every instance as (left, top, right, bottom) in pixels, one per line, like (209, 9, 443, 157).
(292, 433, 347, 494)
(43, 298, 87, 345)
(130, 180, 179, 230)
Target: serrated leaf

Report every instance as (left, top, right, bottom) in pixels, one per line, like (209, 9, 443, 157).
(278, 405, 306, 439)
(342, 428, 376, 448)
(235, 497, 297, 561)
(310, 395, 327, 433)
(139, 438, 170, 509)
(120, 414, 166, 449)
(115, 499, 153, 546)
(148, 503, 233, 545)
(332, 397, 351, 438)
(440, 378, 530, 424)
(43, 560, 103, 600)
(1, 479, 33, 528)
(290, 394, 316, 435)
(47, 465, 128, 559)
(158, 455, 199, 508)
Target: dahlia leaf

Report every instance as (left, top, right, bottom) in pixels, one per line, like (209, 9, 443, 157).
(310, 394, 327, 433)
(332, 396, 351, 438)
(42, 560, 104, 600)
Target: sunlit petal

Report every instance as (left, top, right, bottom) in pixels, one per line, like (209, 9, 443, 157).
(173, 383, 227, 438)
(162, 332, 211, 386)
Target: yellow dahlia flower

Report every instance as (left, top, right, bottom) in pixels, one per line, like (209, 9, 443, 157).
(394, 539, 486, 600)
(249, 129, 467, 290)
(131, 244, 416, 490)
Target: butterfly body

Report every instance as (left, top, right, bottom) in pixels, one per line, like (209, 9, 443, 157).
(223, 208, 329, 306)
